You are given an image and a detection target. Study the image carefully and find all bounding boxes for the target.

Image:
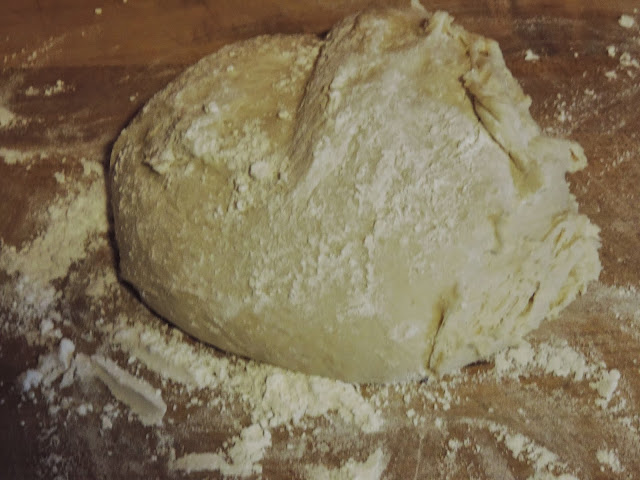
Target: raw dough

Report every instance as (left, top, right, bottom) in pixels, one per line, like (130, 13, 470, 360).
(110, 7, 600, 383)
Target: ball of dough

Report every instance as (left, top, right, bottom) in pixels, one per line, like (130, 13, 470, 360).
(110, 7, 600, 383)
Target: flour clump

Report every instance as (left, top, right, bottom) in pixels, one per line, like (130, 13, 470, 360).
(110, 7, 601, 383)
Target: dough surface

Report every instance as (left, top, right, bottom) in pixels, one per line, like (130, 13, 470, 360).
(110, 7, 601, 383)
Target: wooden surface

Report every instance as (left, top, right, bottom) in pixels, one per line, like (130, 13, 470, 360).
(1, 1, 640, 479)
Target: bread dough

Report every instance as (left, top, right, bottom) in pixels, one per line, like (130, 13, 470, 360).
(110, 7, 601, 383)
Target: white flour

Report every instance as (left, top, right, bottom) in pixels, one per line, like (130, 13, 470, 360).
(171, 425, 272, 476)
(304, 448, 388, 480)
(0, 104, 15, 127)
(0, 180, 107, 283)
(596, 448, 624, 473)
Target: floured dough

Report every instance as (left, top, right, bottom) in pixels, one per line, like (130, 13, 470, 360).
(110, 7, 600, 383)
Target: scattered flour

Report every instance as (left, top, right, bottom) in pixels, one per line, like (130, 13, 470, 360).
(619, 52, 640, 69)
(590, 369, 621, 408)
(618, 14, 636, 29)
(171, 425, 271, 476)
(90, 354, 167, 426)
(525, 49, 540, 62)
(45, 80, 67, 96)
(1, 175, 108, 344)
(112, 320, 383, 433)
(0, 179, 108, 283)
(485, 422, 578, 480)
(23, 80, 72, 97)
(257, 372, 383, 432)
(0, 104, 16, 127)
(494, 340, 622, 408)
(304, 448, 388, 480)
(0, 148, 46, 165)
(21, 338, 76, 393)
(596, 448, 624, 473)
(54, 171, 66, 184)
(80, 156, 103, 176)
(85, 268, 118, 299)
(494, 341, 591, 381)
(582, 282, 640, 323)
(109, 316, 383, 473)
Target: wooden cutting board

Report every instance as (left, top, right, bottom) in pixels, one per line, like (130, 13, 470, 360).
(1, 1, 639, 479)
